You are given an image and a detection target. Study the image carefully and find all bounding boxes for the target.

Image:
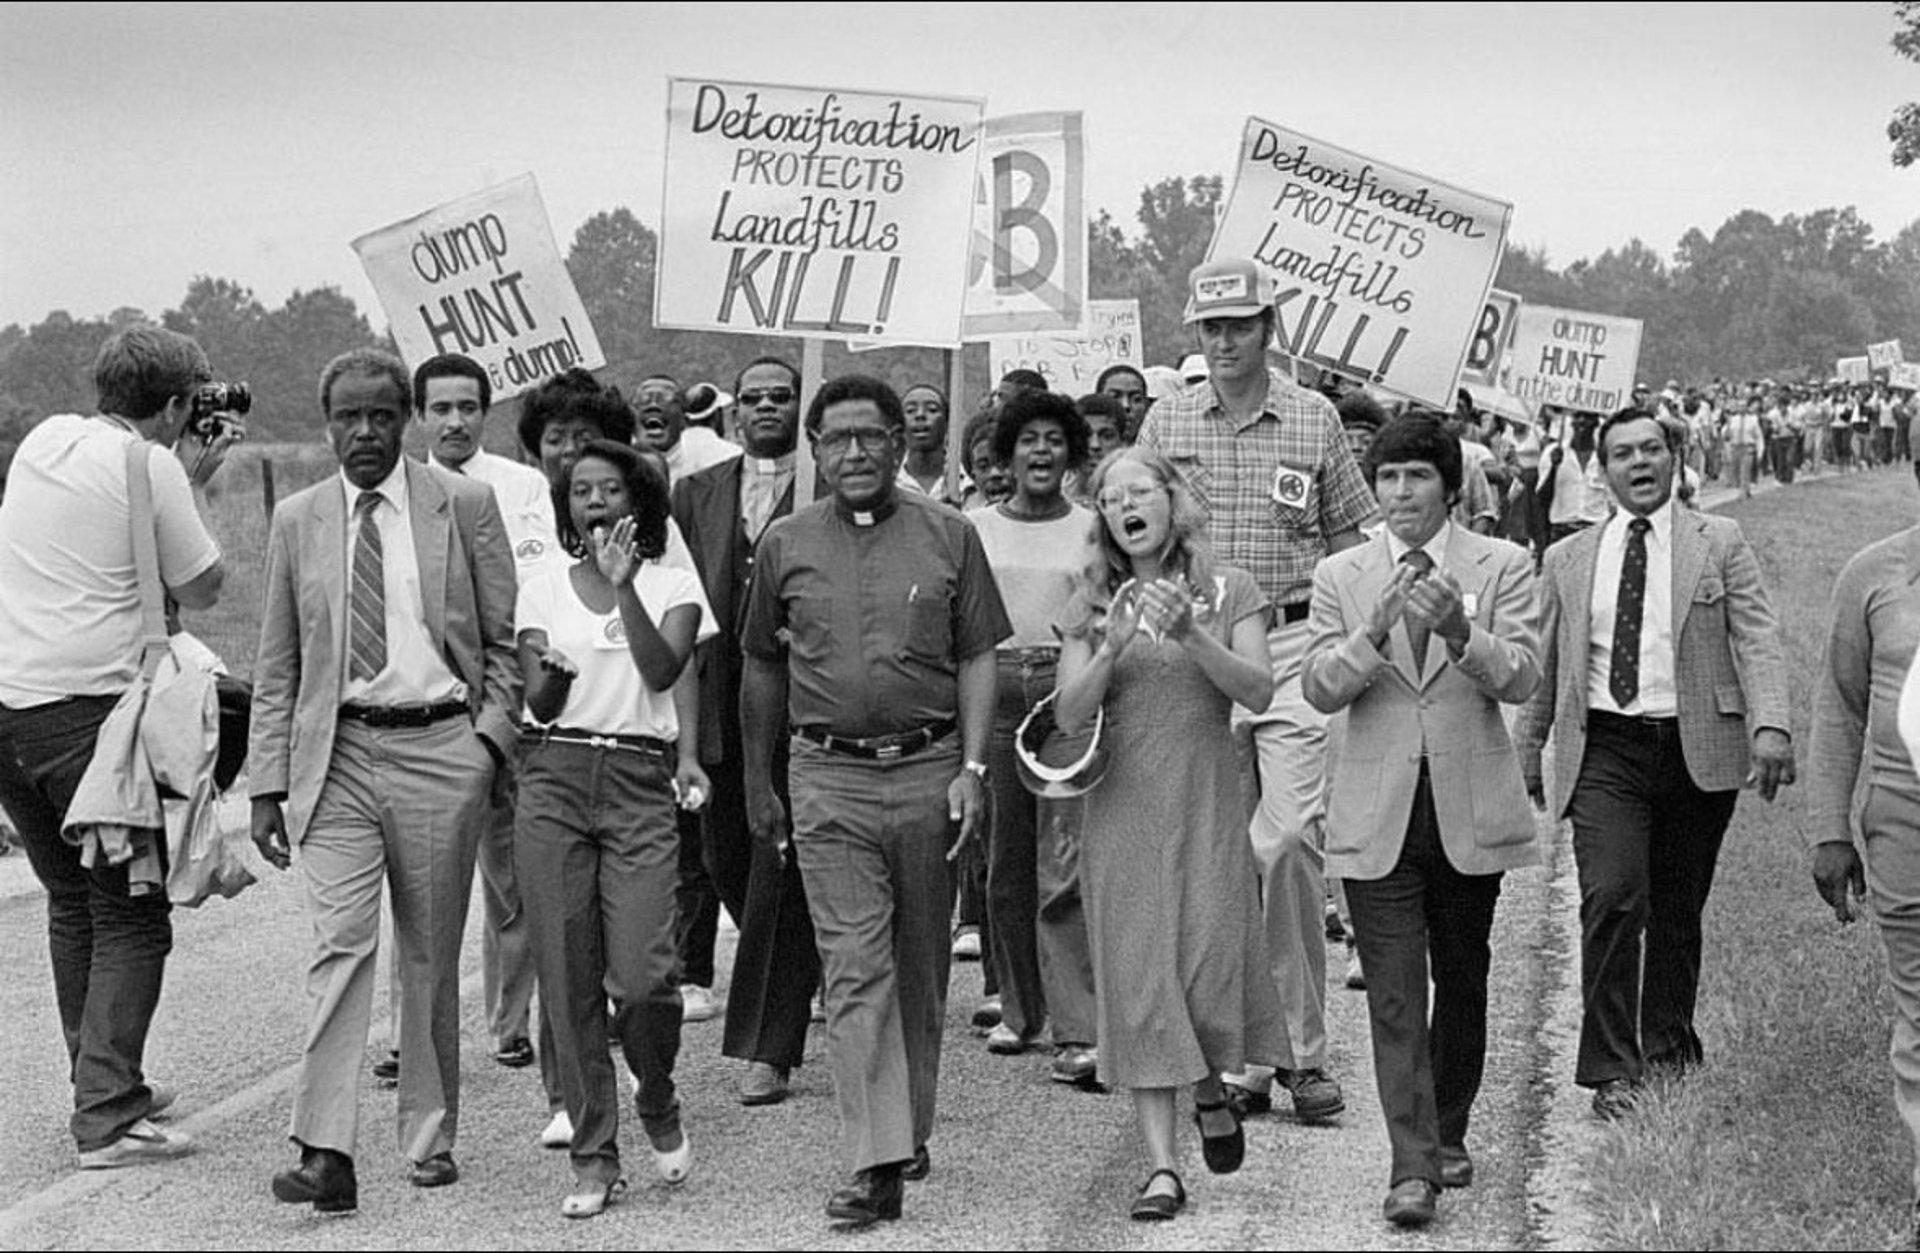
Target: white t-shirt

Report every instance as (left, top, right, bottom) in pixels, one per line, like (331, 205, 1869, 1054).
(0, 414, 220, 706)
(515, 560, 716, 738)
(431, 449, 559, 585)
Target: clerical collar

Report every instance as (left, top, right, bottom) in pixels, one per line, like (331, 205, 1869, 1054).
(746, 452, 795, 474)
(833, 492, 899, 527)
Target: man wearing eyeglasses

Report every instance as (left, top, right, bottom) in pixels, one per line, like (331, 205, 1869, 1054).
(670, 357, 820, 1109)
(740, 374, 1011, 1230)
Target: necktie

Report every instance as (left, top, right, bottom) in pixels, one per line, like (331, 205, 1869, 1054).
(1400, 549, 1435, 669)
(349, 491, 387, 681)
(1610, 517, 1651, 706)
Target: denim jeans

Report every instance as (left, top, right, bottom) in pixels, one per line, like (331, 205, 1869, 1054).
(0, 694, 173, 1151)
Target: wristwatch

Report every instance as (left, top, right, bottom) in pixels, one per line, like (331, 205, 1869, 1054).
(963, 760, 989, 782)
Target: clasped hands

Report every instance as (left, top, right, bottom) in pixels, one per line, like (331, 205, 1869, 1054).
(1108, 577, 1211, 650)
(1365, 562, 1469, 653)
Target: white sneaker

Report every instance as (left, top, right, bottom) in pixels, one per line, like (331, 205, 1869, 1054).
(951, 926, 982, 960)
(680, 984, 718, 1023)
(78, 1119, 194, 1169)
(540, 1110, 573, 1149)
(650, 1127, 692, 1186)
(146, 1081, 177, 1120)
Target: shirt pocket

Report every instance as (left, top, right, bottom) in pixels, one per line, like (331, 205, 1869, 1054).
(1268, 460, 1319, 531)
(905, 591, 951, 663)
(1167, 453, 1213, 514)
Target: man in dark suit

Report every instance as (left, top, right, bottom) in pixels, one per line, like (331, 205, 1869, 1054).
(1304, 414, 1541, 1227)
(669, 355, 819, 1107)
(1517, 406, 1794, 1121)
(250, 348, 520, 1212)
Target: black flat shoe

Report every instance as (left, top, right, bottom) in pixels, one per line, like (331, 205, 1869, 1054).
(1193, 1097, 1245, 1175)
(826, 1164, 903, 1229)
(272, 1146, 358, 1214)
(1129, 1169, 1186, 1221)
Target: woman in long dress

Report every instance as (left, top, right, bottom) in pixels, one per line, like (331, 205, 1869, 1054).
(1053, 446, 1283, 1221)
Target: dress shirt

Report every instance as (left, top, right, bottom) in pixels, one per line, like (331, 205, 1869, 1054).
(338, 464, 464, 708)
(431, 449, 560, 585)
(742, 453, 796, 543)
(1587, 502, 1676, 718)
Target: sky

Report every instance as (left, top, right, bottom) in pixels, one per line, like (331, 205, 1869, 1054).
(1, 1, 1914, 332)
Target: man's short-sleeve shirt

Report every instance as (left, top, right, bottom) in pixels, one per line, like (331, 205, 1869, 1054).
(1137, 372, 1374, 608)
(741, 492, 1012, 737)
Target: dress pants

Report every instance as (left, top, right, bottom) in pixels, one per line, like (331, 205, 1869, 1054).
(516, 738, 683, 1185)
(475, 793, 537, 1048)
(789, 737, 956, 1173)
(674, 808, 721, 989)
(985, 649, 1097, 1046)
(1232, 620, 1330, 1072)
(0, 694, 172, 1152)
(1567, 713, 1738, 1086)
(290, 716, 490, 1164)
(1345, 764, 1502, 1188)
(1861, 778, 1920, 1197)
(705, 743, 820, 1071)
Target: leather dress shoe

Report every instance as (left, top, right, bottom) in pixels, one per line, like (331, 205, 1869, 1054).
(1221, 1079, 1273, 1118)
(1439, 1144, 1474, 1189)
(1276, 1066, 1346, 1123)
(493, 1037, 534, 1068)
(409, 1151, 458, 1188)
(901, 1144, 931, 1182)
(1590, 1077, 1639, 1121)
(738, 1061, 791, 1107)
(371, 1051, 399, 1084)
(272, 1146, 358, 1214)
(826, 1163, 903, 1229)
(1383, 1177, 1438, 1227)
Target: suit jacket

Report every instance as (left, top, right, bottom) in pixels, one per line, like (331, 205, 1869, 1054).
(1514, 504, 1790, 819)
(1305, 526, 1542, 880)
(670, 456, 794, 765)
(249, 458, 521, 844)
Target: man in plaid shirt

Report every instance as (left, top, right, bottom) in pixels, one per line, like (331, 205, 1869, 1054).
(1137, 257, 1376, 1125)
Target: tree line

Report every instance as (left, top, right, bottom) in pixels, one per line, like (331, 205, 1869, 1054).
(3, 190, 1916, 477)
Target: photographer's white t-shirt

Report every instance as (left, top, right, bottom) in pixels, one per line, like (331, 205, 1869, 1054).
(0, 414, 220, 707)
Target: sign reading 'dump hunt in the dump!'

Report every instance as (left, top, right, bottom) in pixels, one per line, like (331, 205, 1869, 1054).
(657, 78, 985, 346)
(1211, 118, 1511, 409)
(352, 174, 604, 401)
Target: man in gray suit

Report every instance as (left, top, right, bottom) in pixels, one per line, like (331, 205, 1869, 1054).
(250, 348, 520, 1211)
(1517, 407, 1794, 1121)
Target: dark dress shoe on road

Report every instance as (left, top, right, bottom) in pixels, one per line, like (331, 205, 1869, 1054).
(1276, 1066, 1346, 1123)
(371, 1051, 399, 1085)
(1129, 1169, 1185, 1221)
(493, 1037, 534, 1068)
(901, 1144, 931, 1182)
(1590, 1077, 1639, 1121)
(1193, 1097, 1245, 1175)
(1221, 1079, 1272, 1118)
(826, 1163, 903, 1228)
(1439, 1144, 1474, 1189)
(1383, 1178, 1439, 1227)
(409, 1151, 459, 1188)
(272, 1146, 358, 1214)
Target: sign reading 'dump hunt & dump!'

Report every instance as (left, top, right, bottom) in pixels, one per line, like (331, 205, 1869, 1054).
(657, 78, 985, 346)
(1507, 305, 1644, 414)
(353, 174, 605, 401)
(1210, 118, 1511, 409)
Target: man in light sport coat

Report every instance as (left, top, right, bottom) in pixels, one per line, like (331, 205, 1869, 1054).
(1516, 406, 1793, 1120)
(1303, 413, 1541, 1228)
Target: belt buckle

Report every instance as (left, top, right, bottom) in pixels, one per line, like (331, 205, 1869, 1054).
(588, 734, 616, 750)
(875, 741, 904, 761)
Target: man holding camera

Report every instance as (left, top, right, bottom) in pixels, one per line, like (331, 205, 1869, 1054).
(0, 326, 240, 1169)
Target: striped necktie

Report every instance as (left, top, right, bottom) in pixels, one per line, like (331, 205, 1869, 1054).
(1400, 549, 1435, 668)
(349, 490, 387, 681)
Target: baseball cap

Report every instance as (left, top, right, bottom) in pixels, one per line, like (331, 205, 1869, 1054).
(1183, 257, 1272, 324)
(1178, 353, 1210, 384)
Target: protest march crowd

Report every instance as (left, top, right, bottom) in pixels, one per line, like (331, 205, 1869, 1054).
(11, 261, 1920, 1240)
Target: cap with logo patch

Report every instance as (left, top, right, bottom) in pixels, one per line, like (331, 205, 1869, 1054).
(1183, 256, 1272, 325)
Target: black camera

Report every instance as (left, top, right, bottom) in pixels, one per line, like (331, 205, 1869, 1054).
(187, 381, 251, 439)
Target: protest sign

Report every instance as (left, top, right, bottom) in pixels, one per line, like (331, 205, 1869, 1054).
(1209, 117, 1511, 408)
(1457, 289, 1521, 390)
(352, 173, 603, 400)
(1869, 339, 1905, 370)
(1892, 362, 1920, 391)
(1506, 305, 1644, 414)
(1839, 356, 1872, 384)
(962, 112, 1085, 338)
(656, 77, 984, 346)
(988, 299, 1142, 393)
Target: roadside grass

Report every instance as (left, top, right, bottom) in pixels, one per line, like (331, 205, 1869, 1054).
(1587, 468, 1919, 1250)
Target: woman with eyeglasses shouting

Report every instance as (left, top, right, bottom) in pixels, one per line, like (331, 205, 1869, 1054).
(1053, 446, 1283, 1222)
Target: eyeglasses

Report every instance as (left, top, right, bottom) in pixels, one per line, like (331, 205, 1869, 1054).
(738, 387, 795, 407)
(816, 428, 896, 456)
(1096, 483, 1165, 511)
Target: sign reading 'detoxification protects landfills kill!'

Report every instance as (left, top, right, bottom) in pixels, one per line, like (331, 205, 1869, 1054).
(1208, 118, 1511, 409)
(989, 299, 1142, 393)
(1506, 305, 1644, 414)
(352, 173, 604, 401)
(963, 112, 1085, 338)
(657, 78, 985, 346)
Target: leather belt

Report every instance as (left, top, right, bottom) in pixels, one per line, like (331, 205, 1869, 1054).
(1280, 601, 1309, 624)
(536, 727, 673, 757)
(793, 718, 957, 761)
(1588, 709, 1679, 735)
(338, 699, 468, 728)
